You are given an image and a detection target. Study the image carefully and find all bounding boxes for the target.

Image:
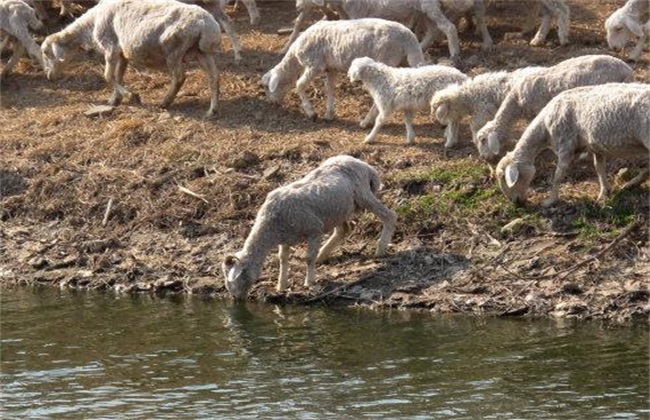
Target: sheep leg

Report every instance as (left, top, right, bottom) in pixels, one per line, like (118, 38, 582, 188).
(316, 222, 350, 263)
(543, 156, 571, 207)
(197, 54, 220, 118)
(530, 9, 551, 46)
(621, 168, 649, 190)
(593, 154, 612, 202)
(404, 111, 416, 145)
(215, 14, 242, 63)
(444, 120, 460, 149)
(304, 236, 321, 288)
(555, 1, 570, 45)
(361, 104, 378, 128)
(162, 59, 186, 109)
(424, 2, 461, 58)
(1, 42, 24, 77)
(323, 71, 336, 121)
(473, 0, 494, 50)
(296, 67, 318, 120)
(356, 192, 396, 257)
(105, 53, 134, 106)
(364, 110, 387, 144)
(282, 10, 308, 53)
(240, 0, 260, 25)
(277, 244, 291, 292)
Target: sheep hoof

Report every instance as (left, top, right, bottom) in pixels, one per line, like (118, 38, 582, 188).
(363, 137, 375, 144)
(204, 109, 218, 119)
(129, 93, 142, 105)
(309, 113, 318, 122)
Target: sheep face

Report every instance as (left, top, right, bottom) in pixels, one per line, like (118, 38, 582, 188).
(605, 11, 643, 50)
(475, 122, 503, 164)
(496, 152, 536, 206)
(347, 57, 374, 83)
(261, 69, 290, 103)
(41, 38, 72, 80)
(222, 255, 256, 300)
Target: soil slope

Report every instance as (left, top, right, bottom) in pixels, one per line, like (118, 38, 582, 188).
(1, 0, 648, 323)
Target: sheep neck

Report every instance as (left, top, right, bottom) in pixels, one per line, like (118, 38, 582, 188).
(490, 91, 524, 137)
(360, 65, 393, 98)
(239, 220, 279, 278)
(55, 6, 97, 48)
(511, 116, 549, 165)
(275, 52, 301, 92)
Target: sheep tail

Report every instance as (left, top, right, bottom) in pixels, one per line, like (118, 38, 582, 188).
(198, 20, 222, 55)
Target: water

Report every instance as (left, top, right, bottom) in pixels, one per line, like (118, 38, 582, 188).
(1, 287, 648, 419)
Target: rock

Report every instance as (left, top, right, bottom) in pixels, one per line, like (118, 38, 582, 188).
(501, 217, 532, 235)
(263, 165, 280, 180)
(28, 256, 48, 269)
(84, 105, 115, 118)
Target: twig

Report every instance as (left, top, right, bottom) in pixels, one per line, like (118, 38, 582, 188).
(102, 197, 113, 227)
(508, 218, 643, 281)
(178, 185, 208, 203)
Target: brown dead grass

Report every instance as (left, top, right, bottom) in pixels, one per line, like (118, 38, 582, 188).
(0, 0, 648, 323)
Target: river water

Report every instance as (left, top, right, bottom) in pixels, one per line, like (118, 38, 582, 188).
(1, 287, 648, 419)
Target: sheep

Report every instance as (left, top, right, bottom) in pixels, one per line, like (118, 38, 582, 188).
(605, 0, 649, 62)
(261, 18, 425, 121)
(0, 0, 44, 77)
(495, 83, 650, 207)
(40, 0, 222, 117)
(282, 0, 493, 59)
(221, 155, 397, 300)
(430, 66, 545, 149)
(348, 56, 468, 145)
(474, 55, 635, 165)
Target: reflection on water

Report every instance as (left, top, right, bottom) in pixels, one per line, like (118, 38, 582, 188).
(1, 287, 648, 419)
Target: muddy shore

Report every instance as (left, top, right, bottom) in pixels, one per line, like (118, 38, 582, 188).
(1, 0, 648, 323)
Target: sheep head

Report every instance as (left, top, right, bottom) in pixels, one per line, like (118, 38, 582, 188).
(605, 9, 643, 50)
(41, 36, 72, 80)
(495, 152, 536, 206)
(475, 121, 504, 164)
(261, 68, 290, 103)
(430, 84, 463, 124)
(348, 56, 374, 83)
(222, 254, 256, 300)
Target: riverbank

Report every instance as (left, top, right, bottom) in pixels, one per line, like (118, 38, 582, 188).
(1, 0, 648, 323)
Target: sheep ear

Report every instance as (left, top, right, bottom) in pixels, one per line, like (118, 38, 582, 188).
(624, 16, 644, 37)
(487, 132, 500, 155)
(505, 164, 519, 188)
(268, 70, 279, 94)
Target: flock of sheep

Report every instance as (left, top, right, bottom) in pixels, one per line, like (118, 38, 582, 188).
(1, 0, 649, 299)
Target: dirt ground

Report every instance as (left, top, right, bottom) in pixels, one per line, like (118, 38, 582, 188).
(1, 0, 648, 324)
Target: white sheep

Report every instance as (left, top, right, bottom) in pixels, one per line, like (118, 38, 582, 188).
(605, 0, 649, 62)
(0, 0, 43, 77)
(430, 66, 545, 149)
(222, 155, 397, 300)
(262, 18, 425, 121)
(474, 55, 635, 164)
(495, 83, 650, 207)
(40, 0, 222, 117)
(348, 56, 468, 145)
(282, 0, 493, 59)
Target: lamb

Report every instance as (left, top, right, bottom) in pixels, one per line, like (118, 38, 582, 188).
(0, 0, 44, 77)
(40, 0, 222, 117)
(605, 0, 649, 62)
(261, 18, 425, 121)
(221, 155, 397, 300)
(282, 0, 493, 59)
(430, 66, 545, 149)
(474, 55, 635, 165)
(348, 56, 468, 145)
(495, 83, 650, 207)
